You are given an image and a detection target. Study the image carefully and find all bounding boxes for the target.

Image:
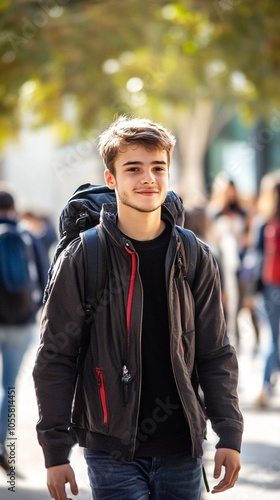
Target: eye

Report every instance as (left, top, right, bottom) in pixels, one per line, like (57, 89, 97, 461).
(127, 167, 140, 172)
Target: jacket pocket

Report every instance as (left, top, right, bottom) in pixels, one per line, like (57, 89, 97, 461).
(95, 368, 108, 424)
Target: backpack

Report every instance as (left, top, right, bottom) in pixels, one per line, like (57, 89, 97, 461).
(0, 223, 40, 324)
(45, 183, 199, 311)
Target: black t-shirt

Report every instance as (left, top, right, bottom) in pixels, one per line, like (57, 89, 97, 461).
(127, 224, 192, 457)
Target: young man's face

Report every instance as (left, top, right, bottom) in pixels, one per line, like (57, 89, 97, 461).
(105, 143, 170, 214)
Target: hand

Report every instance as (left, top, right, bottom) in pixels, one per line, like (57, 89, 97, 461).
(211, 448, 241, 494)
(47, 464, 78, 500)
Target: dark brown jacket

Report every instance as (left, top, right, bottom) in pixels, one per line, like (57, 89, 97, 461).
(33, 204, 243, 467)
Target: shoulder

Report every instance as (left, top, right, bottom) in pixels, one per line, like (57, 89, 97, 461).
(63, 235, 84, 261)
(175, 225, 210, 254)
(175, 226, 217, 275)
(48, 236, 85, 288)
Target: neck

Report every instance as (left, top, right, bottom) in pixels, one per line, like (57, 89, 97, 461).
(117, 206, 165, 241)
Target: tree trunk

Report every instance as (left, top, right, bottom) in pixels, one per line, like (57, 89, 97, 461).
(175, 101, 214, 209)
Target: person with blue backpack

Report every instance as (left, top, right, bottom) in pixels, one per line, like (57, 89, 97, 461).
(33, 116, 243, 500)
(0, 187, 49, 473)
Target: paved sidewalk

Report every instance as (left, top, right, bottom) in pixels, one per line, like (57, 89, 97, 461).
(203, 309, 280, 499)
(0, 309, 280, 499)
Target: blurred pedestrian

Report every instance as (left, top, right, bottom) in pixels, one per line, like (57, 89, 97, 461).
(256, 182, 280, 408)
(0, 186, 48, 472)
(184, 205, 227, 311)
(208, 176, 254, 348)
(33, 116, 243, 500)
(20, 211, 57, 265)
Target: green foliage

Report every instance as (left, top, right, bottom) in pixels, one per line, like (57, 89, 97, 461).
(0, 0, 280, 144)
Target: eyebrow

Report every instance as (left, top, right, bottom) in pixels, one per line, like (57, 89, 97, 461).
(122, 160, 167, 166)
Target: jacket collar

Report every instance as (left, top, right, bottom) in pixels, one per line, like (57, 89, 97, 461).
(100, 203, 176, 247)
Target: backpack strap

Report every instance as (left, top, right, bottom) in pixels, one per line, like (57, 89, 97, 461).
(80, 224, 108, 321)
(175, 225, 198, 288)
(77, 226, 107, 368)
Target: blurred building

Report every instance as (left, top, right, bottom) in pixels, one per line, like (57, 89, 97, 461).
(205, 111, 280, 200)
(0, 126, 104, 225)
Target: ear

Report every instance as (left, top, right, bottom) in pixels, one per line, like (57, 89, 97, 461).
(104, 169, 116, 189)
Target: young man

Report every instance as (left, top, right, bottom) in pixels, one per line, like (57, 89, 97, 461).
(33, 116, 243, 500)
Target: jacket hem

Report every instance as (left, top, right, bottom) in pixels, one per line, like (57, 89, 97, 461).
(73, 428, 136, 462)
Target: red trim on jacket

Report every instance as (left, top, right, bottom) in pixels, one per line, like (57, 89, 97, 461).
(95, 368, 108, 424)
(124, 247, 137, 346)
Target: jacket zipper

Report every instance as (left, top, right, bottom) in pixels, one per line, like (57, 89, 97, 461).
(95, 367, 108, 424)
(124, 245, 143, 457)
(124, 246, 137, 348)
(120, 246, 137, 405)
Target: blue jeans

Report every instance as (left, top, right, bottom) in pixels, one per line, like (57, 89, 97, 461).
(84, 450, 203, 500)
(0, 324, 35, 445)
(263, 285, 280, 388)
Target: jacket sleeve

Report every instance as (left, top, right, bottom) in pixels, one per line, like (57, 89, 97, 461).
(192, 240, 244, 452)
(33, 239, 86, 467)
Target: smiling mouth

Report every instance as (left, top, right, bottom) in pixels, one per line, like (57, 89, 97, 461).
(136, 190, 159, 195)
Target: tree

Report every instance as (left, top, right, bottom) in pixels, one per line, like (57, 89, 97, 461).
(1, 0, 280, 200)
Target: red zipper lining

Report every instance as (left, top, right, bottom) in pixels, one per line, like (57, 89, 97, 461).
(95, 368, 108, 423)
(124, 247, 137, 347)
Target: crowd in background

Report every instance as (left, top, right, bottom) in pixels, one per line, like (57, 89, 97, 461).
(185, 170, 280, 409)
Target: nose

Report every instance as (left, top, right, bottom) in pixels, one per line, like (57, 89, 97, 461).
(141, 169, 155, 184)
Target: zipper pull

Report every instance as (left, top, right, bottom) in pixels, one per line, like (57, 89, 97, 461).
(174, 253, 182, 278)
(121, 365, 132, 405)
(121, 365, 132, 384)
(176, 252, 187, 280)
